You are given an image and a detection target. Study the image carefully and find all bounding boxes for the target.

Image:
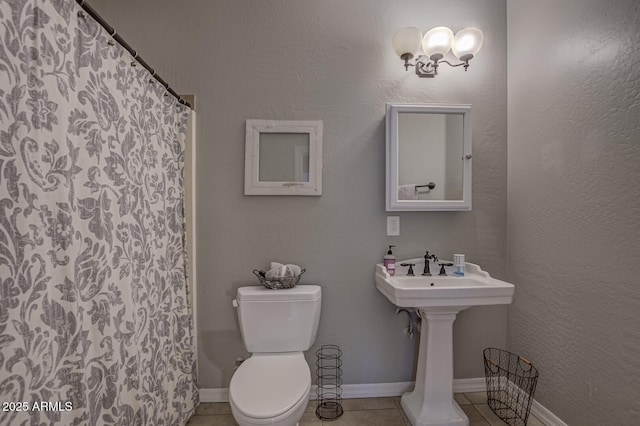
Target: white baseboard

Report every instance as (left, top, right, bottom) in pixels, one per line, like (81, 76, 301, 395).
(199, 378, 566, 426)
(198, 382, 413, 403)
(453, 377, 487, 393)
(530, 399, 569, 426)
(199, 387, 228, 403)
(340, 381, 413, 398)
(199, 378, 480, 402)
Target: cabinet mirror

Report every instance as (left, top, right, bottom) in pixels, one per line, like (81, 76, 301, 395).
(386, 104, 472, 211)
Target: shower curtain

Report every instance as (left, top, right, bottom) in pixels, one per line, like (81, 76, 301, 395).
(0, 1, 198, 425)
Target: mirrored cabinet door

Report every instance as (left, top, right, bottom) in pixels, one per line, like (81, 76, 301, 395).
(386, 104, 472, 211)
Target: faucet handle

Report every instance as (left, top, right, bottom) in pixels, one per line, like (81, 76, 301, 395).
(400, 263, 416, 276)
(438, 262, 453, 276)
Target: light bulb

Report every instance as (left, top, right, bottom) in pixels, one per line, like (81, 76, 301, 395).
(392, 27, 422, 59)
(452, 27, 483, 61)
(421, 26, 454, 61)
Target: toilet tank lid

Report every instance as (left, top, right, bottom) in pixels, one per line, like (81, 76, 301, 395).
(237, 285, 321, 302)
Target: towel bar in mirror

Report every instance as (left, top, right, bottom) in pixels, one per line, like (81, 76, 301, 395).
(386, 103, 472, 211)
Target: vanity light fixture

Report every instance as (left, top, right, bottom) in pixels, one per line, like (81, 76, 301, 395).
(392, 26, 483, 78)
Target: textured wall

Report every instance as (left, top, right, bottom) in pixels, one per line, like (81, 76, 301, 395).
(507, 0, 640, 424)
(91, 0, 508, 388)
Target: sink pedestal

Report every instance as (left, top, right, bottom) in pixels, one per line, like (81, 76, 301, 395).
(401, 308, 469, 426)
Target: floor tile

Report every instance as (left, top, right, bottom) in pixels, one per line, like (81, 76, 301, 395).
(397, 404, 412, 425)
(474, 403, 545, 426)
(460, 405, 490, 425)
(187, 395, 547, 426)
(392, 396, 402, 408)
(305, 400, 316, 413)
(391, 397, 412, 426)
(464, 391, 488, 404)
(186, 414, 237, 426)
(195, 402, 232, 415)
(474, 403, 506, 426)
(527, 414, 546, 426)
(299, 411, 323, 425)
(454, 393, 472, 406)
(327, 408, 406, 426)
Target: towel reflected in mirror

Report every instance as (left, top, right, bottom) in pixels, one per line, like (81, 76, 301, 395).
(398, 184, 418, 200)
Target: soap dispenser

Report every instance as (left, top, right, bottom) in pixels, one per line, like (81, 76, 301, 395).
(384, 245, 396, 276)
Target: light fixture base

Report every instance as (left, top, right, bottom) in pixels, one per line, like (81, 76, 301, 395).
(400, 53, 414, 71)
(415, 56, 437, 78)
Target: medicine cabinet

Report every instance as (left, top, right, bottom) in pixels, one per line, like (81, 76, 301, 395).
(386, 103, 472, 211)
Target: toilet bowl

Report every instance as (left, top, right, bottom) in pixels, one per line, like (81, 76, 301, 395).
(229, 353, 311, 426)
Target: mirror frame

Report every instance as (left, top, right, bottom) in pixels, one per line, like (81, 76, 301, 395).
(244, 119, 323, 196)
(386, 103, 472, 211)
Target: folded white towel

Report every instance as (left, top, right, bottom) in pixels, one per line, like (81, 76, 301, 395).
(398, 184, 418, 200)
(265, 265, 286, 280)
(265, 262, 302, 280)
(286, 264, 301, 276)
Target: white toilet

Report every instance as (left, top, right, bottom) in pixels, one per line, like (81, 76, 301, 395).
(230, 285, 322, 426)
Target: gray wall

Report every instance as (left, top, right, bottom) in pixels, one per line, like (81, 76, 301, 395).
(91, 0, 508, 388)
(507, 0, 640, 424)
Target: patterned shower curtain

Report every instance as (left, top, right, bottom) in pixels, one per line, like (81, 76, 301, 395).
(0, 0, 198, 425)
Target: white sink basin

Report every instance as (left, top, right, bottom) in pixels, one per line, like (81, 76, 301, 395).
(375, 258, 515, 426)
(375, 259, 514, 309)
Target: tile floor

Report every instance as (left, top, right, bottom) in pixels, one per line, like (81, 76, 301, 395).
(187, 392, 546, 425)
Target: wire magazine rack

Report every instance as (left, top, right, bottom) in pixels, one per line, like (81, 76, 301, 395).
(315, 344, 343, 421)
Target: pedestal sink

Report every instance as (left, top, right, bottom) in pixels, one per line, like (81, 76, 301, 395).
(375, 259, 515, 426)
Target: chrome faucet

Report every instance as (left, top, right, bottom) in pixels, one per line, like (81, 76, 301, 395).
(423, 251, 438, 276)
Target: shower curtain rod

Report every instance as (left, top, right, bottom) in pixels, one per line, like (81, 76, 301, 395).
(76, 0, 192, 109)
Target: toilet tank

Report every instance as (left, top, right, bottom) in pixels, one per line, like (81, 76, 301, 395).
(235, 285, 321, 353)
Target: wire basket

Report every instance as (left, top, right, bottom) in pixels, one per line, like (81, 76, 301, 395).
(483, 348, 539, 426)
(315, 344, 343, 421)
(252, 269, 305, 289)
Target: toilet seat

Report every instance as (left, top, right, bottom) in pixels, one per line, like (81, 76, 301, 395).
(229, 352, 311, 422)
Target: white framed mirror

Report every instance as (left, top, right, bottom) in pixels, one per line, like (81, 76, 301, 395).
(244, 120, 323, 196)
(386, 103, 472, 211)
